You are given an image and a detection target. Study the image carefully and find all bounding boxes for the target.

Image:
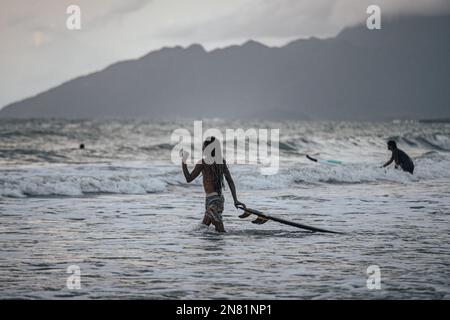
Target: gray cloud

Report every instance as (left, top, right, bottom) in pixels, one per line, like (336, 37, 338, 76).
(110, 0, 153, 14)
(159, 0, 450, 42)
(91, 0, 153, 26)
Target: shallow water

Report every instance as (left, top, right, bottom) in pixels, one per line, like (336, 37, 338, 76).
(0, 120, 449, 299)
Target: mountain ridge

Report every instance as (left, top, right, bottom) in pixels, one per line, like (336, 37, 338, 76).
(1, 14, 449, 120)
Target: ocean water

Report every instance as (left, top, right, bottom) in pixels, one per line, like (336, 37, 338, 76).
(0, 119, 449, 299)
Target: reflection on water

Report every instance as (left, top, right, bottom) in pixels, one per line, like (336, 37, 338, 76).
(1, 181, 449, 299)
(1, 120, 449, 298)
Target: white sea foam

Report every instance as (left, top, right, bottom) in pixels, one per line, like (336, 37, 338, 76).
(1, 154, 449, 198)
(0, 164, 170, 197)
(1, 119, 449, 197)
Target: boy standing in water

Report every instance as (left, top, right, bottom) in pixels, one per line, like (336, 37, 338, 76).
(382, 140, 415, 174)
(181, 137, 246, 232)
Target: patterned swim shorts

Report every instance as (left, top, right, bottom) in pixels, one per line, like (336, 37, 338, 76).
(205, 193, 224, 223)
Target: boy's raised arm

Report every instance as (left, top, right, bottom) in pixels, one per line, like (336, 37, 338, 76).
(181, 150, 203, 183)
(182, 161, 203, 183)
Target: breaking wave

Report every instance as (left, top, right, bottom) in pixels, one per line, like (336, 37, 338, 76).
(1, 119, 449, 197)
(0, 164, 174, 198)
(1, 154, 449, 198)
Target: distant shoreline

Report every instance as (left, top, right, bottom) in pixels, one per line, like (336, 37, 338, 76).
(419, 118, 450, 124)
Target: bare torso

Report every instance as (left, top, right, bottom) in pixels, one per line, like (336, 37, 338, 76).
(181, 156, 245, 229)
(202, 164, 221, 194)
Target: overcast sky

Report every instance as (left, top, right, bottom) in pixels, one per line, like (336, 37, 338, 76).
(1, 0, 449, 108)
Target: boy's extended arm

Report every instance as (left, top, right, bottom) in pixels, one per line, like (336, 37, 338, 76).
(382, 155, 394, 168)
(223, 163, 246, 209)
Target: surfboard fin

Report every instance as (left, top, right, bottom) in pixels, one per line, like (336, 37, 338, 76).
(238, 211, 252, 219)
(252, 217, 269, 224)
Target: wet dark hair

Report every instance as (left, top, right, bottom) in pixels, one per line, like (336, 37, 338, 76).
(203, 137, 225, 192)
(387, 140, 397, 148)
(203, 137, 216, 156)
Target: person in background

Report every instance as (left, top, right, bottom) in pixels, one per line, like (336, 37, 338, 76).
(382, 140, 414, 174)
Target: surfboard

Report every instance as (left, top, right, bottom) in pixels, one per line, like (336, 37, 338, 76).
(306, 155, 343, 165)
(238, 207, 342, 234)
